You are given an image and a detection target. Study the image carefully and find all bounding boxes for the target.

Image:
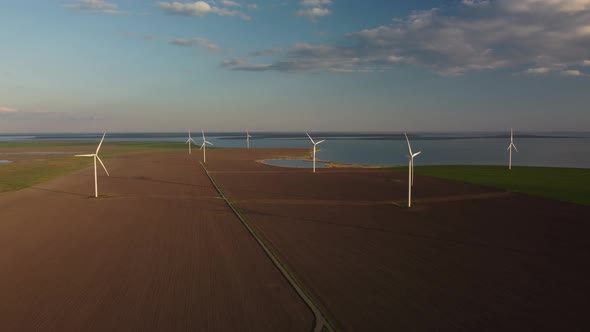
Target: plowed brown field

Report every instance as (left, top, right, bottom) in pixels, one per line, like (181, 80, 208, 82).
(204, 148, 590, 332)
(0, 150, 312, 331)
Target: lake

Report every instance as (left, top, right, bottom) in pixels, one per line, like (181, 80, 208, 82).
(1, 132, 589, 168)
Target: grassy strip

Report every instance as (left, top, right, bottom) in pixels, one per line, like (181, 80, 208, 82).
(0, 141, 188, 150)
(0, 141, 191, 192)
(390, 165, 590, 206)
(0, 157, 91, 192)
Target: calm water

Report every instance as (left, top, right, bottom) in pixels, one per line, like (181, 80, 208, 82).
(264, 159, 327, 168)
(1, 132, 589, 168)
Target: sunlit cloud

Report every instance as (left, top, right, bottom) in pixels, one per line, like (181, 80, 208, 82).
(296, 0, 332, 20)
(64, 0, 121, 15)
(0, 106, 18, 113)
(560, 69, 583, 76)
(159, 1, 251, 20)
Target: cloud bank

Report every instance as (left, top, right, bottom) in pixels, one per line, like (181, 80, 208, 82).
(224, 0, 590, 75)
(0, 106, 18, 113)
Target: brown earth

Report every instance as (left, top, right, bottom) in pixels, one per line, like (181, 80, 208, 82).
(0, 150, 313, 331)
(202, 148, 590, 332)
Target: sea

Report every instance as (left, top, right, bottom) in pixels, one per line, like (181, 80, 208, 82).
(1, 132, 589, 169)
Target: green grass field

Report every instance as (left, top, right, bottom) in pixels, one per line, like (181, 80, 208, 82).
(391, 165, 590, 206)
(0, 142, 189, 192)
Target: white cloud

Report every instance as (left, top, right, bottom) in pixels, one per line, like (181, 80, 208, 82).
(211, 6, 251, 20)
(525, 67, 553, 75)
(220, 57, 246, 67)
(247, 4, 258, 10)
(300, 0, 332, 6)
(296, 0, 332, 20)
(219, 0, 241, 7)
(64, 0, 121, 14)
(0, 106, 17, 113)
(296, 7, 331, 19)
(462, 0, 490, 6)
(560, 69, 582, 76)
(158, 1, 212, 16)
(159, 1, 250, 19)
(499, 0, 590, 13)
(170, 37, 219, 50)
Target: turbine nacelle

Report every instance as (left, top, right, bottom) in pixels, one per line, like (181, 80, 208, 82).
(306, 132, 325, 146)
(186, 130, 197, 154)
(404, 132, 422, 207)
(75, 132, 109, 197)
(186, 130, 197, 145)
(200, 130, 213, 162)
(306, 132, 326, 173)
(507, 128, 518, 170)
(199, 141, 213, 150)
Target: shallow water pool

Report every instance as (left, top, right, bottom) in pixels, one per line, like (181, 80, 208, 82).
(263, 159, 327, 168)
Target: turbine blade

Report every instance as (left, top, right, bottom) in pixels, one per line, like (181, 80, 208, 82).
(75, 154, 94, 157)
(413, 151, 422, 157)
(202, 129, 205, 140)
(190, 138, 197, 144)
(206, 141, 213, 145)
(512, 144, 518, 152)
(200, 143, 205, 150)
(405, 133, 413, 154)
(96, 155, 110, 176)
(306, 132, 315, 144)
(316, 140, 326, 145)
(185, 138, 191, 144)
(95, 132, 106, 154)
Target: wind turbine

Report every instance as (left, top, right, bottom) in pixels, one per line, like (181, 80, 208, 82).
(75, 133, 110, 198)
(306, 132, 325, 173)
(507, 128, 518, 170)
(405, 133, 422, 208)
(246, 130, 252, 149)
(199, 130, 213, 163)
(186, 130, 197, 155)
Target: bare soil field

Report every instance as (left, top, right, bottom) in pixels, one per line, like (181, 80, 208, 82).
(0, 150, 312, 331)
(203, 148, 590, 331)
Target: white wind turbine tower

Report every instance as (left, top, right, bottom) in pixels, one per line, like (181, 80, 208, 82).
(246, 130, 252, 149)
(405, 133, 422, 208)
(200, 129, 213, 163)
(186, 130, 197, 155)
(75, 133, 110, 198)
(306, 132, 326, 173)
(507, 128, 518, 170)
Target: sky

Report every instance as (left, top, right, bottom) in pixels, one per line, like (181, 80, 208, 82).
(1, 0, 589, 132)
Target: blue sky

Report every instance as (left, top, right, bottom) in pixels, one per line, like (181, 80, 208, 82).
(1, 0, 589, 132)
